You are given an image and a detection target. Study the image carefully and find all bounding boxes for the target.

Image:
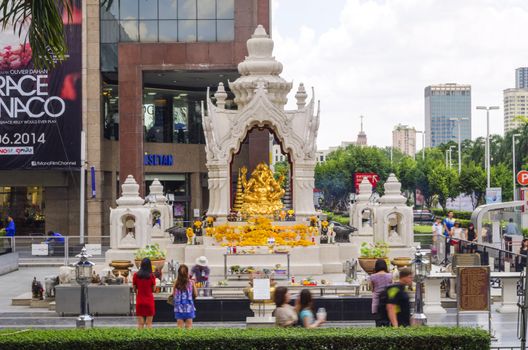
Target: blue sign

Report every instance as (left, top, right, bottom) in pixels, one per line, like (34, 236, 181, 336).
(144, 154, 173, 166)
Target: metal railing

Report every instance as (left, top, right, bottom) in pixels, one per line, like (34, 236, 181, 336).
(0, 235, 110, 265)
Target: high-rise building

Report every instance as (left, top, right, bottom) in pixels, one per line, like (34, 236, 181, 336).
(516, 67, 528, 88)
(424, 83, 471, 147)
(504, 88, 528, 132)
(392, 124, 416, 157)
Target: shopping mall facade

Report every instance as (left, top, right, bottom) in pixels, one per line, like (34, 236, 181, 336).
(0, 0, 270, 236)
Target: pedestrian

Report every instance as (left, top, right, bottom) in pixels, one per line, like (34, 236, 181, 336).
(296, 289, 325, 328)
(384, 267, 413, 327)
(173, 264, 197, 329)
(442, 211, 455, 262)
(132, 258, 156, 329)
(517, 239, 528, 272)
(431, 217, 444, 262)
(505, 218, 520, 235)
(466, 223, 478, 253)
(451, 222, 466, 254)
(5, 216, 15, 237)
(5, 216, 15, 253)
(368, 259, 393, 327)
(191, 256, 210, 296)
(273, 286, 297, 327)
(44, 231, 65, 255)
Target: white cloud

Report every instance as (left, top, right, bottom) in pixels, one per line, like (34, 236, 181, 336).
(272, 0, 528, 149)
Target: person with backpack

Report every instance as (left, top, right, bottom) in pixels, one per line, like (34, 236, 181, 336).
(377, 267, 413, 327)
(368, 259, 393, 327)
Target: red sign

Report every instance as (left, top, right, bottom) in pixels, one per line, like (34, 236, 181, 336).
(354, 173, 379, 191)
(518, 170, 528, 186)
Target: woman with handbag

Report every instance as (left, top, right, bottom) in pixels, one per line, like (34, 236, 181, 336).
(133, 258, 156, 329)
(173, 264, 198, 329)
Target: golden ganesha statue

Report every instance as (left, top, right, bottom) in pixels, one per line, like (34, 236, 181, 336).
(238, 162, 285, 217)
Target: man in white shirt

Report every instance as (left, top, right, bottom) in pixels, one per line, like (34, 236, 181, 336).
(432, 218, 444, 264)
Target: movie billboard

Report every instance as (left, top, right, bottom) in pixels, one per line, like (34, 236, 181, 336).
(0, 1, 82, 169)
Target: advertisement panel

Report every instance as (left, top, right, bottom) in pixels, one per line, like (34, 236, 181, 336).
(485, 187, 502, 204)
(0, 1, 82, 169)
(354, 172, 380, 191)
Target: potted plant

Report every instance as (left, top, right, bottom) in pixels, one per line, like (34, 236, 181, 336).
(134, 243, 166, 270)
(358, 242, 389, 274)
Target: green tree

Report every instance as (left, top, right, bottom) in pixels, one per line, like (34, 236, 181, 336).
(0, 0, 112, 69)
(428, 165, 459, 212)
(491, 163, 513, 201)
(395, 156, 417, 202)
(459, 161, 486, 209)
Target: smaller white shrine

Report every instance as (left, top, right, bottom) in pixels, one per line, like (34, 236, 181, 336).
(145, 178, 172, 250)
(350, 177, 375, 236)
(106, 175, 151, 263)
(349, 173, 415, 256)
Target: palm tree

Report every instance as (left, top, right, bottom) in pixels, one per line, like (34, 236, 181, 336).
(0, 0, 112, 69)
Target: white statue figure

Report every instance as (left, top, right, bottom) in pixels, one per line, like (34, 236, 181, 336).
(328, 223, 335, 244)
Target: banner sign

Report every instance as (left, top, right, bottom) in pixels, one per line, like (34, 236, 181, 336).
(0, 1, 82, 169)
(485, 187, 502, 204)
(354, 173, 380, 191)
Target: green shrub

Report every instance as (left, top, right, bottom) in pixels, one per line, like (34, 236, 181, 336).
(414, 224, 432, 234)
(323, 211, 350, 225)
(0, 327, 489, 350)
(431, 209, 472, 220)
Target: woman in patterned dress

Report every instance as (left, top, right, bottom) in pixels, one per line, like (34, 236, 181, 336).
(173, 264, 198, 329)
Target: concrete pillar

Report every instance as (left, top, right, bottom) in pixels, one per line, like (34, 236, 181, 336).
(83, 0, 105, 237)
(497, 278, 519, 313)
(190, 172, 203, 219)
(423, 278, 447, 314)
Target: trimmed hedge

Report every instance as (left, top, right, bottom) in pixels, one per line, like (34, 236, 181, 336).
(431, 209, 472, 220)
(0, 327, 490, 350)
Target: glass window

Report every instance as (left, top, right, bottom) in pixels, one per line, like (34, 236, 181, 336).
(159, 20, 178, 41)
(197, 20, 216, 41)
(101, 43, 118, 72)
(120, 0, 139, 20)
(101, 20, 119, 43)
(140, 20, 158, 41)
(178, 20, 196, 41)
(120, 20, 139, 41)
(217, 20, 234, 41)
(139, 0, 158, 19)
(103, 84, 119, 140)
(217, 0, 234, 19)
(101, 0, 119, 20)
(197, 0, 215, 19)
(178, 0, 197, 19)
(159, 0, 177, 19)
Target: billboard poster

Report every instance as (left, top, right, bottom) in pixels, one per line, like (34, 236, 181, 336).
(0, 1, 82, 169)
(485, 187, 502, 204)
(354, 172, 380, 192)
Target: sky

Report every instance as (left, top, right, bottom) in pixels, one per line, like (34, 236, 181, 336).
(271, 0, 528, 150)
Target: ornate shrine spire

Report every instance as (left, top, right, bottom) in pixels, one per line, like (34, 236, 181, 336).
(229, 25, 292, 109)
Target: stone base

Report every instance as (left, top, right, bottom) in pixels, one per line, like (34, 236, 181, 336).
(0, 252, 19, 276)
(30, 299, 51, 308)
(11, 292, 32, 306)
(246, 316, 276, 328)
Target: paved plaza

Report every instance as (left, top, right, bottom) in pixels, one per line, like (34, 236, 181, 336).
(0, 267, 522, 348)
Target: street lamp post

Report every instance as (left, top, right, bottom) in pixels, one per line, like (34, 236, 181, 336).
(75, 247, 94, 328)
(449, 145, 456, 169)
(476, 106, 499, 189)
(411, 250, 428, 326)
(513, 133, 521, 201)
(449, 117, 469, 175)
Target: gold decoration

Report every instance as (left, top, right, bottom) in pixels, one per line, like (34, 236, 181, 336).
(239, 163, 285, 217)
(233, 168, 244, 212)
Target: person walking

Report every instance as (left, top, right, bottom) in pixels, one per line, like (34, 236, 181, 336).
(517, 239, 528, 272)
(383, 267, 413, 327)
(273, 286, 297, 327)
(191, 256, 210, 296)
(442, 211, 455, 263)
(432, 218, 444, 263)
(368, 259, 393, 327)
(505, 218, 520, 235)
(296, 289, 325, 328)
(132, 258, 156, 329)
(173, 264, 197, 329)
(5, 216, 15, 253)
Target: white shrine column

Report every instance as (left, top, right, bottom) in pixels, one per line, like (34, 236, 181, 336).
(292, 161, 317, 220)
(206, 162, 230, 222)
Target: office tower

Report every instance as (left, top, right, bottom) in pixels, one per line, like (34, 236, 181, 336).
(504, 88, 528, 132)
(424, 83, 471, 147)
(516, 67, 528, 88)
(392, 124, 416, 157)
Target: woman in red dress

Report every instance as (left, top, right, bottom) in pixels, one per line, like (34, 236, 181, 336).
(133, 258, 156, 328)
